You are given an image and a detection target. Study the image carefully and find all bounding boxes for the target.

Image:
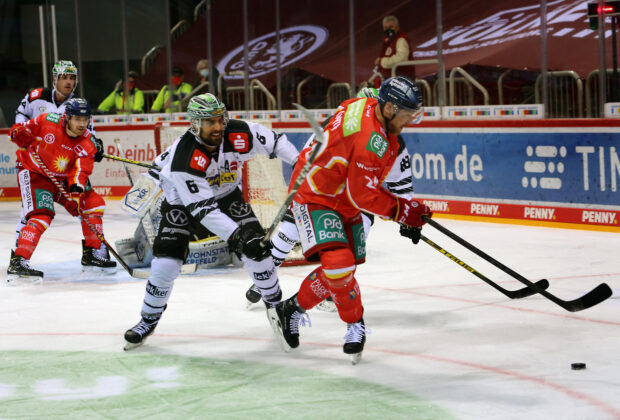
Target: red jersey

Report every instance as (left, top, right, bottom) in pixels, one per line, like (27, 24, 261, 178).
(11, 112, 97, 191)
(378, 31, 415, 80)
(292, 97, 400, 220)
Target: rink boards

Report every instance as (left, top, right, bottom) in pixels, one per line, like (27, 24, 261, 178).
(1, 119, 619, 231)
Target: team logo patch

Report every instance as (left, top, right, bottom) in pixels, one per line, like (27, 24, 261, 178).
(190, 149, 209, 172)
(43, 133, 55, 144)
(166, 209, 188, 226)
(228, 201, 252, 218)
(349, 289, 357, 300)
(35, 189, 54, 212)
(73, 144, 88, 157)
(366, 132, 388, 158)
(228, 133, 249, 152)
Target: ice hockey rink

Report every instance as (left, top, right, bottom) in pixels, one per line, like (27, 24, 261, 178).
(0, 200, 618, 420)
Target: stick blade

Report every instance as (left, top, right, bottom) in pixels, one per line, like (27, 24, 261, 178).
(508, 278, 550, 299)
(564, 283, 613, 312)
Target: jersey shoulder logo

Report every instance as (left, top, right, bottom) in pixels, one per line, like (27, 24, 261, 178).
(228, 132, 249, 153)
(29, 88, 43, 101)
(190, 149, 209, 173)
(45, 113, 61, 124)
(43, 133, 55, 144)
(366, 131, 388, 159)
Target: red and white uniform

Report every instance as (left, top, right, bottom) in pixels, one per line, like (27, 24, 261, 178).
(290, 97, 404, 323)
(292, 97, 401, 220)
(10, 112, 105, 260)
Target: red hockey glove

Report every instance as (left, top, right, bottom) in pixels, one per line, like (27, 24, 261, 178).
(10, 125, 35, 148)
(65, 185, 84, 217)
(394, 197, 432, 228)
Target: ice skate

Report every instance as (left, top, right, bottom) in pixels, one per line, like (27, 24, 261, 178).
(343, 318, 369, 365)
(6, 250, 44, 285)
(267, 295, 310, 352)
(124, 316, 160, 351)
(81, 240, 117, 272)
(315, 296, 337, 312)
(245, 284, 262, 308)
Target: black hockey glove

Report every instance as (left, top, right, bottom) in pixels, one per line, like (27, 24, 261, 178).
(399, 224, 422, 245)
(228, 227, 272, 262)
(93, 136, 104, 162)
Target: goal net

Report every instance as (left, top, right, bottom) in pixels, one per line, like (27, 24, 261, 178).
(154, 122, 307, 265)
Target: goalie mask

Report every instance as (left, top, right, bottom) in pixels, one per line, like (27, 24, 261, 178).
(187, 93, 229, 137)
(52, 60, 79, 96)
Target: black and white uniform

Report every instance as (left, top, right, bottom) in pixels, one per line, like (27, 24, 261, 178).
(272, 133, 414, 264)
(15, 87, 75, 124)
(138, 120, 298, 320)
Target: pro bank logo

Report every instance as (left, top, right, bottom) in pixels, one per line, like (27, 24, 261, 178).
(312, 210, 347, 244)
(415, 0, 593, 57)
(217, 25, 328, 79)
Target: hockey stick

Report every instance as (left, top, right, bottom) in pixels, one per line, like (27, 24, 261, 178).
(261, 103, 326, 245)
(420, 234, 549, 299)
(113, 138, 134, 186)
(30, 151, 136, 277)
(422, 216, 613, 312)
(101, 153, 159, 170)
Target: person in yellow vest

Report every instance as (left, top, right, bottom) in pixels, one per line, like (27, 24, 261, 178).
(97, 71, 145, 114)
(150, 66, 192, 113)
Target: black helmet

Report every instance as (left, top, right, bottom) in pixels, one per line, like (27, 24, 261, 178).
(378, 76, 423, 112)
(64, 98, 92, 119)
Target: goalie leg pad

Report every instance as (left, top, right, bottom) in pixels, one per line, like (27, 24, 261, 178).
(152, 201, 191, 261)
(141, 256, 182, 319)
(186, 237, 232, 268)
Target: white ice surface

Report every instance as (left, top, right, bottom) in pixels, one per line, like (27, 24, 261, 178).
(0, 200, 619, 419)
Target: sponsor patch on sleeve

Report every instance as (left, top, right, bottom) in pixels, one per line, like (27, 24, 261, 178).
(228, 132, 249, 152)
(45, 113, 61, 124)
(190, 149, 210, 172)
(365, 132, 388, 158)
(29, 88, 43, 101)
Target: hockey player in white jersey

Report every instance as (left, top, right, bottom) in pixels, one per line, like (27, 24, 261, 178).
(124, 93, 298, 350)
(245, 87, 423, 310)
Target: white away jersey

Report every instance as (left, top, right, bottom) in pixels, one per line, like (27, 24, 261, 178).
(156, 119, 297, 241)
(15, 88, 74, 123)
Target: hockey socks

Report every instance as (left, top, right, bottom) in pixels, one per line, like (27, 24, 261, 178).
(81, 214, 103, 249)
(296, 267, 331, 310)
(15, 216, 50, 260)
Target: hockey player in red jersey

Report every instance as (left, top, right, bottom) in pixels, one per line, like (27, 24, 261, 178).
(268, 77, 431, 363)
(7, 98, 115, 283)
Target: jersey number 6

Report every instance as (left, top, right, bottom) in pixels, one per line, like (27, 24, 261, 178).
(186, 180, 199, 193)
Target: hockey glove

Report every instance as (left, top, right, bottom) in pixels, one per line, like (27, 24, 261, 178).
(10, 125, 35, 148)
(65, 185, 84, 217)
(399, 224, 422, 245)
(394, 197, 432, 228)
(228, 227, 272, 262)
(93, 136, 104, 162)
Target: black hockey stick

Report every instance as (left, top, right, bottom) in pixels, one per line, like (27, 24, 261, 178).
(261, 103, 326, 245)
(114, 138, 134, 186)
(422, 216, 613, 312)
(420, 234, 549, 299)
(31, 151, 137, 278)
(102, 153, 159, 170)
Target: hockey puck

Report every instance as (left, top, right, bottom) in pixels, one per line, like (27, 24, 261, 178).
(571, 362, 586, 370)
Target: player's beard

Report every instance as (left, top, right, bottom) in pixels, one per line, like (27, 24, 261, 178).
(200, 129, 223, 151)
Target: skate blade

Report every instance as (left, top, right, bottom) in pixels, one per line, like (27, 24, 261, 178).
(123, 339, 146, 351)
(81, 265, 117, 274)
(350, 352, 363, 365)
(6, 274, 43, 286)
(266, 308, 291, 353)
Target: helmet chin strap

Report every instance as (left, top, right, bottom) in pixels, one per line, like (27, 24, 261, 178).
(379, 102, 397, 135)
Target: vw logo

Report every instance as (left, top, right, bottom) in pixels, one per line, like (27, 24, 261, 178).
(229, 201, 252, 218)
(166, 208, 188, 226)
